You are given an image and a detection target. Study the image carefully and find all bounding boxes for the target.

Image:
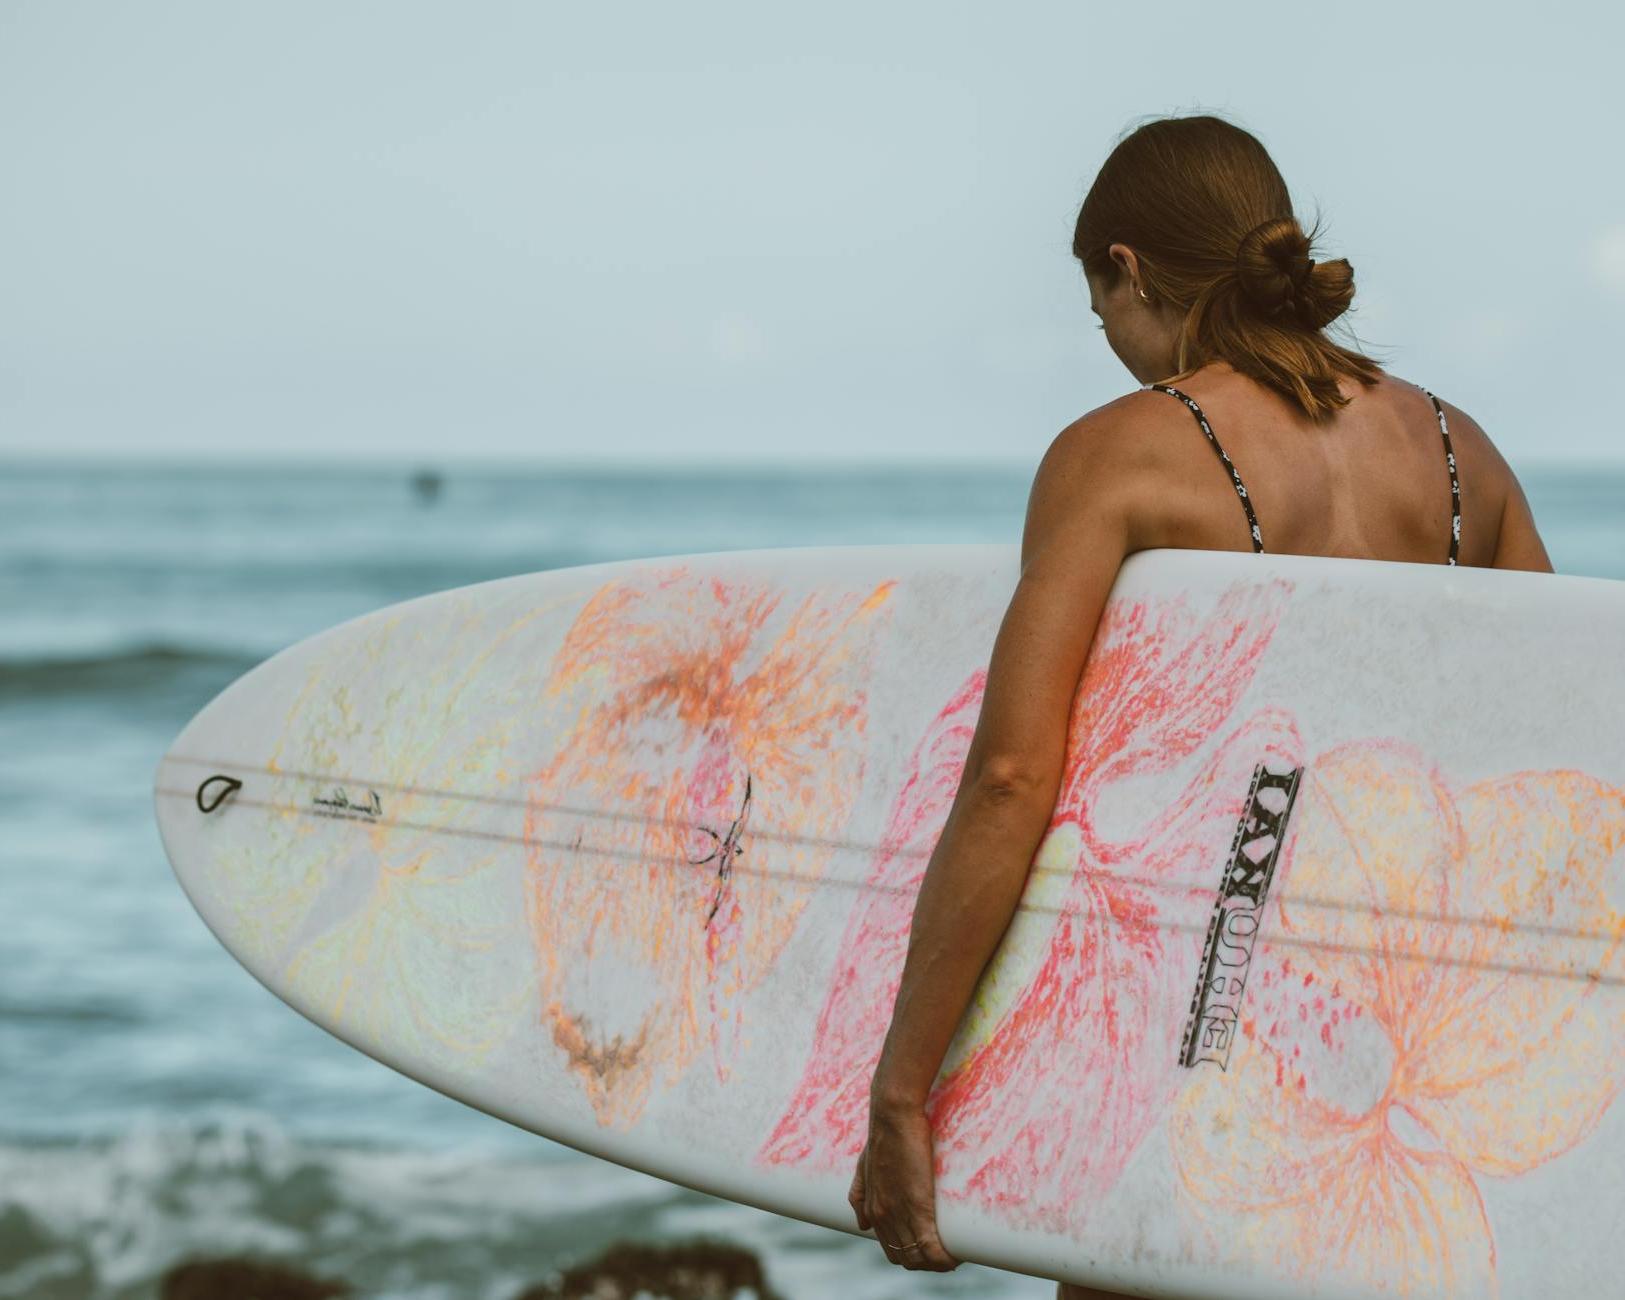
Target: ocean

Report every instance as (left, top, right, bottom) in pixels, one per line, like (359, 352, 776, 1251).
(4, 457, 1622, 1300)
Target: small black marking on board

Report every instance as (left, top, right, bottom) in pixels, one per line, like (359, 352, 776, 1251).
(1178, 761, 1302, 1070)
(195, 774, 243, 814)
(310, 786, 383, 821)
(686, 772, 752, 928)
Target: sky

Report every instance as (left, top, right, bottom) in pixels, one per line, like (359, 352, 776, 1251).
(3, 1, 1622, 467)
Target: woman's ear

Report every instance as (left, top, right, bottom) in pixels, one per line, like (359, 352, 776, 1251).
(1107, 242, 1142, 293)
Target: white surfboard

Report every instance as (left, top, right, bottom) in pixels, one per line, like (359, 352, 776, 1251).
(153, 545, 1625, 1298)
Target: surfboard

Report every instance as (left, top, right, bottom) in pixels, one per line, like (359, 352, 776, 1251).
(152, 544, 1625, 1299)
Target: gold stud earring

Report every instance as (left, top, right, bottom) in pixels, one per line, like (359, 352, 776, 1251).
(1138, 287, 1150, 302)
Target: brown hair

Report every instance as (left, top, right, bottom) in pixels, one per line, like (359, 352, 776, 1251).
(1073, 113, 1384, 421)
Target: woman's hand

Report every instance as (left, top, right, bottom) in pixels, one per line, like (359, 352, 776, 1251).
(847, 1097, 960, 1272)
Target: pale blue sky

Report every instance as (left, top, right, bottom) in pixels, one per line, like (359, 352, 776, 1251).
(3, 1, 1621, 465)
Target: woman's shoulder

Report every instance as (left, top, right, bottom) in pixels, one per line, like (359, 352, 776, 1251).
(1044, 384, 1189, 465)
(1043, 369, 1254, 487)
(1034, 385, 1226, 554)
(1402, 381, 1550, 569)
(1384, 375, 1519, 547)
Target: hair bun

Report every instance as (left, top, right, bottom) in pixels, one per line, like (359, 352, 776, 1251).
(1234, 216, 1351, 330)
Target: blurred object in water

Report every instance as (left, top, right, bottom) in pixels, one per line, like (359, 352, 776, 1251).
(515, 1236, 786, 1300)
(161, 1256, 350, 1300)
(411, 467, 443, 506)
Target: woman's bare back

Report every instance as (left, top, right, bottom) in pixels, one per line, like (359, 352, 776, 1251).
(1053, 364, 1551, 1300)
(1113, 362, 1552, 574)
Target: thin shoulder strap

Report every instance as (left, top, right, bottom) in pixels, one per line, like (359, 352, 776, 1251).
(1422, 388, 1461, 566)
(1147, 383, 1264, 553)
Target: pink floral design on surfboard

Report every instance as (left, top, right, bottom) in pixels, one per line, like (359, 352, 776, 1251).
(522, 566, 896, 1130)
(757, 577, 1302, 1233)
(1169, 740, 1625, 1297)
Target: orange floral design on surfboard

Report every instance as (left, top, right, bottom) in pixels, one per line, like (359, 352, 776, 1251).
(522, 566, 895, 1130)
(758, 578, 1303, 1233)
(1169, 740, 1625, 1297)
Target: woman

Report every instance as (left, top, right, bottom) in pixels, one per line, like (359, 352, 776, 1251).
(845, 112, 1554, 1299)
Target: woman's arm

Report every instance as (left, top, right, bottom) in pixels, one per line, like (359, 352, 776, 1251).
(867, 401, 1149, 1111)
(866, 763, 1067, 1111)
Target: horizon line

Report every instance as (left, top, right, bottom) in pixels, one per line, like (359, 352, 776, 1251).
(5, 451, 1624, 474)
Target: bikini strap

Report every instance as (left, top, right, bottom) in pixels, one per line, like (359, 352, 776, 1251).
(1422, 388, 1461, 566)
(1147, 383, 1264, 553)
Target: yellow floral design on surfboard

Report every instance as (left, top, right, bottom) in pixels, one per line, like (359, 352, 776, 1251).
(241, 590, 572, 1071)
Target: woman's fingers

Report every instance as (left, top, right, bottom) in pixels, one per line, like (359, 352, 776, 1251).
(888, 1232, 959, 1272)
(870, 1190, 959, 1271)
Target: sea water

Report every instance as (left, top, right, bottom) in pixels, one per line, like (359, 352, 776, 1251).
(3, 457, 1621, 1300)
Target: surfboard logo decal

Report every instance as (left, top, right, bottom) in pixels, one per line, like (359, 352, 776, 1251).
(1179, 761, 1302, 1069)
(310, 785, 383, 821)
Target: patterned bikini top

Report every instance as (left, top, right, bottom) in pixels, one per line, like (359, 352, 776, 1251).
(1145, 383, 1461, 566)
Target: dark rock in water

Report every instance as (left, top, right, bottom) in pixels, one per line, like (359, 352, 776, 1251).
(411, 468, 443, 505)
(160, 1257, 351, 1300)
(514, 1235, 785, 1300)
